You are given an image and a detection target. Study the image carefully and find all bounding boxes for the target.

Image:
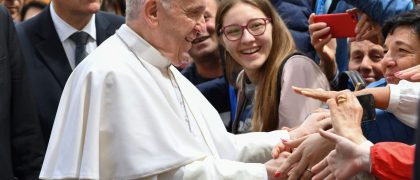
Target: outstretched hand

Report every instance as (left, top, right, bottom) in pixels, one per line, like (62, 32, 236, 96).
(308, 13, 337, 80)
(274, 133, 334, 180)
(311, 130, 371, 180)
(292, 86, 339, 102)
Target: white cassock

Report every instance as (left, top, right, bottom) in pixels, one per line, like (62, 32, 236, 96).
(40, 25, 290, 180)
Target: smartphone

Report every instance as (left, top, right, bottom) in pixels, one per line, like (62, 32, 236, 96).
(356, 94, 376, 122)
(313, 12, 358, 38)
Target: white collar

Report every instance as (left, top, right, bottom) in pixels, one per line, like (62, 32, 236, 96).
(50, 2, 96, 42)
(116, 24, 171, 70)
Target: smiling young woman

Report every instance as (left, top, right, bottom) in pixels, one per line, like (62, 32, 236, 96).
(216, 0, 330, 133)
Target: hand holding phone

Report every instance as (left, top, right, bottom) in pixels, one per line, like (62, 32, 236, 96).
(313, 12, 358, 38)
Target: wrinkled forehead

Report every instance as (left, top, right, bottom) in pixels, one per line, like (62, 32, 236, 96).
(172, 0, 206, 6)
(351, 40, 383, 52)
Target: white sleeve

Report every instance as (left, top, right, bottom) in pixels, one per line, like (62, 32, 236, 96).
(139, 159, 267, 180)
(183, 157, 267, 180)
(386, 80, 420, 128)
(141, 130, 289, 180)
(232, 130, 290, 163)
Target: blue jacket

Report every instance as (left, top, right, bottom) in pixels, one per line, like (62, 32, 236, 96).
(270, 0, 316, 60)
(342, 0, 414, 25)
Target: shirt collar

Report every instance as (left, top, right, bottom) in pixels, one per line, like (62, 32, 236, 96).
(50, 2, 96, 42)
(116, 24, 171, 70)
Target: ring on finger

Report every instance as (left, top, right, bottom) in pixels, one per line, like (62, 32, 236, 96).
(337, 95, 347, 104)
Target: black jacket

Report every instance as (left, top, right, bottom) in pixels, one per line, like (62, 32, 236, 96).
(0, 5, 45, 180)
(16, 6, 124, 144)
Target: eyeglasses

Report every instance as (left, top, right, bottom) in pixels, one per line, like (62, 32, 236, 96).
(219, 18, 272, 41)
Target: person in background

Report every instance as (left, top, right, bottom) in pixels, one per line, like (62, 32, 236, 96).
(216, 0, 329, 133)
(309, 13, 384, 86)
(20, 0, 46, 21)
(0, 5, 45, 180)
(183, 0, 231, 126)
(320, 0, 413, 73)
(16, 0, 124, 145)
(270, 0, 316, 60)
(1, 0, 24, 22)
(100, 0, 125, 16)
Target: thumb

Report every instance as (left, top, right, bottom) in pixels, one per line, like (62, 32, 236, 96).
(318, 129, 343, 144)
(284, 135, 307, 148)
(318, 117, 332, 129)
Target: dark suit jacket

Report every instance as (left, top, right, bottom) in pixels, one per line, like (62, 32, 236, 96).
(0, 5, 45, 180)
(16, 6, 124, 145)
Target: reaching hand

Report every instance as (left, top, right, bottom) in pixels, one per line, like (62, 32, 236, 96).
(311, 130, 371, 180)
(327, 91, 365, 144)
(355, 12, 383, 44)
(288, 109, 331, 140)
(274, 133, 334, 180)
(265, 152, 291, 180)
(292, 86, 339, 102)
(308, 13, 337, 81)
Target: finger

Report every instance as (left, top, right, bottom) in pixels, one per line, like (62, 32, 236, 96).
(294, 88, 331, 102)
(272, 144, 281, 159)
(287, 157, 309, 180)
(360, 29, 377, 41)
(276, 148, 304, 176)
(409, 73, 420, 81)
(272, 140, 288, 159)
(318, 129, 343, 144)
(356, 14, 368, 34)
(345, 8, 358, 14)
(308, 13, 315, 24)
(312, 167, 331, 180)
(300, 169, 313, 180)
(395, 66, 420, 79)
(312, 27, 331, 42)
(311, 157, 328, 174)
(284, 135, 308, 148)
(315, 34, 332, 50)
(317, 117, 332, 130)
(358, 22, 371, 41)
(324, 173, 335, 180)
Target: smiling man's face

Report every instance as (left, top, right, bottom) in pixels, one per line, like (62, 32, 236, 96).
(188, 0, 219, 62)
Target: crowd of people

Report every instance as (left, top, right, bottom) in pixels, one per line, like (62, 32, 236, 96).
(0, 0, 419, 179)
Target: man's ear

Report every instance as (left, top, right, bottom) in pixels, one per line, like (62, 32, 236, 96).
(143, 0, 159, 27)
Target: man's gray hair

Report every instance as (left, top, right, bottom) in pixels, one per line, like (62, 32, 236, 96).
(126, 0, 172, 20)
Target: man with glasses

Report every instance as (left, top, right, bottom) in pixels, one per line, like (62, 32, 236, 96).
(38, 0, 314, 179)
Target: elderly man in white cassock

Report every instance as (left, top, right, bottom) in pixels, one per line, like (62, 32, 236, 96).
(39, 0, 324, 179)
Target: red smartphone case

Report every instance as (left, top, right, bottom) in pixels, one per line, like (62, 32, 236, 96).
(313, 12, 358, 38)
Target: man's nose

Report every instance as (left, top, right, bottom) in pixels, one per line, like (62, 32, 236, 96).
(381, 53, 396, 69)
(196, 15, 206, 34)
(360, 57, 373, 71)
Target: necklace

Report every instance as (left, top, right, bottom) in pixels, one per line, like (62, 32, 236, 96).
(168, 68, 192, 132)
